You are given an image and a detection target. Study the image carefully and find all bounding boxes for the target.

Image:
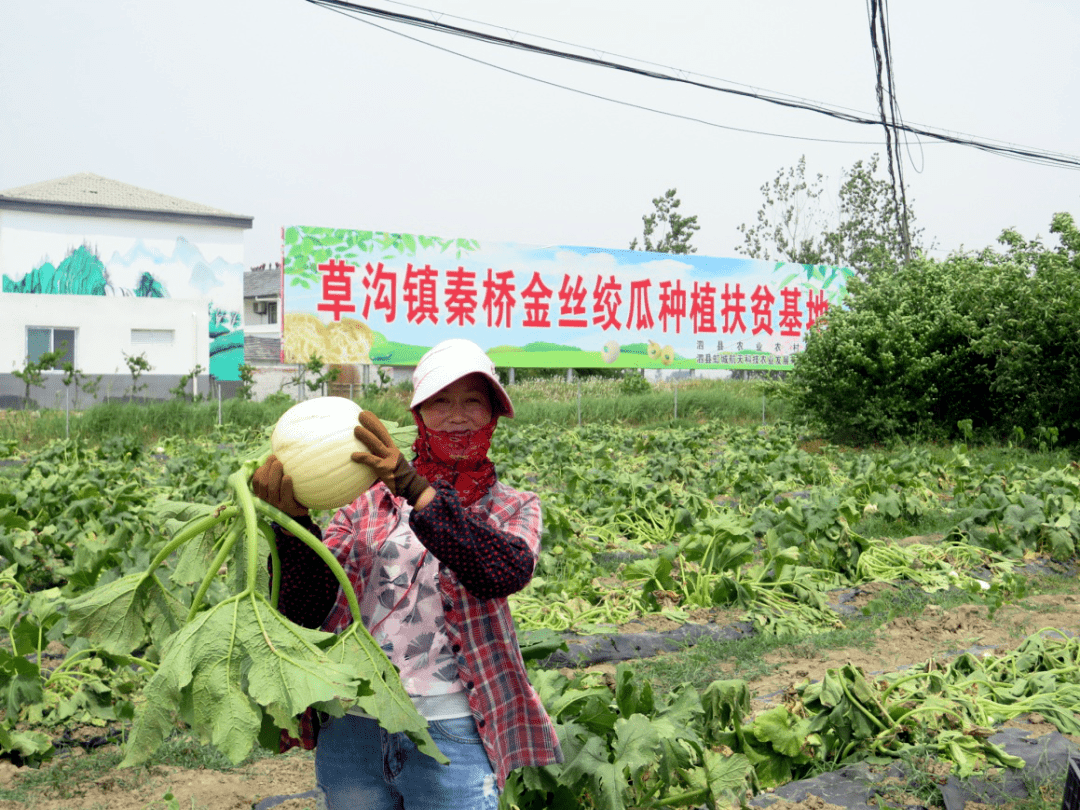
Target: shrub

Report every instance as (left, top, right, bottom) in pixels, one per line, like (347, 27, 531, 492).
(787, 213, 1080, 445)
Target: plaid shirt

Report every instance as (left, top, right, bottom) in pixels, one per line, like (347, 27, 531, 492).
(276, 480, 562, 789)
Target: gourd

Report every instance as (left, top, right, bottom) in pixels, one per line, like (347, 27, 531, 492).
(269, 396, 377, 510)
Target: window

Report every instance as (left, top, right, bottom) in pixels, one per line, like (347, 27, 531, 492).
(27, 327, 75, 366)
(266, 301, 278, 324)
(131, 329, 175, 345)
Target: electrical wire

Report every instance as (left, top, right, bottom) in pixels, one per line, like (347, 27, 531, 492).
(358, 0, 1073, 167)
(868, 0, 912, 260)
(371, 0, 896, 121)
(310, 0, 883, 146)
(305, 0, 1080, 170)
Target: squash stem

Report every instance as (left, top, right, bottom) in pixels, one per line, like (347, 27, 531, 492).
(187, 520, 244, 622)
(147, 506, 237, 574)
(252, 499, 363, 625)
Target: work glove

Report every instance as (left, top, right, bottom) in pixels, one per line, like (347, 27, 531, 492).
(352, 411, 430, 506)
(251, 455, 311, 518)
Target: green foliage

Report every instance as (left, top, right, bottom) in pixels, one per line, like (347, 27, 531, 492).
(800, 634, 1080, 776)
(13, 347, 65, 410)
(3, 399, 1080, 790)
(629, 188, 700, 255)
(291, 354, 341, 396)
(65, 460, 443, 768)
(123, 352, 153, 399)
(787, 214, 1080, 445)
(619, 371, 651, 396)
(236, 364, 256, 402)
(170, 365, 205, 402)
(59, 363, 102, 409)
(505, 664, 756, 809)
(736, 154, 924, 279)
(283, 226, 480, 289)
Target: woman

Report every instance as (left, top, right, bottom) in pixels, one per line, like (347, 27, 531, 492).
(251, 338, 561, 810)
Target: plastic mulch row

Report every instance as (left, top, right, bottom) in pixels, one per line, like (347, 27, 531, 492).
(1064, 756, 1080, 810)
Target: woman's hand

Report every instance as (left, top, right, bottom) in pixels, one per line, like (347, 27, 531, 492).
(353, 412, 432, 507)
(251, 455, 310, 518)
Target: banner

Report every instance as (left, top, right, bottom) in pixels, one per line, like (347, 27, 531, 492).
(281, 226, 853, 370)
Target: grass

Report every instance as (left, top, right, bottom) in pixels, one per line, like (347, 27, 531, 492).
(851, 506, 976, 541)
(2, 378, 788, 454)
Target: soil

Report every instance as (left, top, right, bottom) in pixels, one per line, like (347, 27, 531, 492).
(0, 749, 319, 810)
(2, 579, 1079, 809)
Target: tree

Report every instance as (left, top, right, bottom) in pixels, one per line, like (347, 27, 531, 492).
(630, 188, 700, 255)
(736, 154, 925, 279)
(786, 213, 1080, 445)
(14, 348, 65, 410)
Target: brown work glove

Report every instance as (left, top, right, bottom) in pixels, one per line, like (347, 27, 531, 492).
(352, 411, 430, 506)
(250, 455, 311, 518)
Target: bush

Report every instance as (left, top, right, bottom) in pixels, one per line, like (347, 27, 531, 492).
(787, 213, 1080, 446)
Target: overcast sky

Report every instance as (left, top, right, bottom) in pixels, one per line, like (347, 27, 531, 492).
(3, 0, 1077, 267)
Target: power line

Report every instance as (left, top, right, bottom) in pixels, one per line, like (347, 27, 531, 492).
(370, 0, 898, 122)
(868, 0, 912, 260)
(306, 0, 1080, 170)
(310, 0, 884, 146)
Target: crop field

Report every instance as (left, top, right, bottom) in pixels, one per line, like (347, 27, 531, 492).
(0, 393, 1078, 810)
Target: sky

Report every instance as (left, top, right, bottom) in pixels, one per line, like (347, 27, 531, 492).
(2, 0, 1077, 268)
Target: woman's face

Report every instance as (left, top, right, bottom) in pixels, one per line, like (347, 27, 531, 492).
(418, 373, 493, 432)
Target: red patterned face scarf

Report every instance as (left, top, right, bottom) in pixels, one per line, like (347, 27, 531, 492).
(412, 416, 498, 507)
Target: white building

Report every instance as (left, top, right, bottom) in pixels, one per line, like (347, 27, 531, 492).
(0, 174, 252, 408)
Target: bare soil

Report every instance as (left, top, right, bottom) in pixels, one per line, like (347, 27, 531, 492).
(0, 749, 319, 810)
(2, 581, 1078, 809)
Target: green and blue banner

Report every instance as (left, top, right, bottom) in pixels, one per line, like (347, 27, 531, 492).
(282, 225, 853, 371)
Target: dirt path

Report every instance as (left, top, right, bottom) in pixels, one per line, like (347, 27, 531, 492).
(0, 749, 318, 810)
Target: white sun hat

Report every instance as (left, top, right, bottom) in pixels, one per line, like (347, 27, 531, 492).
(410, 339, 514, 418)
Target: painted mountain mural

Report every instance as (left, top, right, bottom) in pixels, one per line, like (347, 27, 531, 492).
(3, 239, 244, 381)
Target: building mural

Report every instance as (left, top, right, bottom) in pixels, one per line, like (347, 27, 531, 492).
(2, 217, 246, 381)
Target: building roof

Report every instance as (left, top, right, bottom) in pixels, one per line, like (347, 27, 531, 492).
(0, 173, 253, 228)
(245, 268, 282, 298)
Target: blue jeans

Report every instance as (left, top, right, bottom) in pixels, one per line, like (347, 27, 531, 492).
(315, 714, 500, 810)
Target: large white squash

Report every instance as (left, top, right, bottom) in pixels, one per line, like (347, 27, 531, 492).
(270, 397, 377, 510)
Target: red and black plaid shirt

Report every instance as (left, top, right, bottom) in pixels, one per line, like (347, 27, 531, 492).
(274, 480, 562, 788)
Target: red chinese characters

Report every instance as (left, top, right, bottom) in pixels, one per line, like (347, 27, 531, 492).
(316, 260, 356, 321)
(557, 275, 588, 328)
(721, 283, 747, 334)
(361, 262, 397, 323)
(311, 258, 830, 349)
(626, 279, 654, 331)
(690, 282, 717, 333)
(750, 284, 775, 336)
(806, 289, 829, 328)
(445, 266, 478, 327)
(404, 264, 440, 325)
(483, 269, 515, 328)
(520, 272, 554, 328)
(658, 280, 687, 333)
(592, 276, 623, 331)
(779, 287, 803, 337)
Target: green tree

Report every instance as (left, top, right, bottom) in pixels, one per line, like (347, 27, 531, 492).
(291, 354, 341, 398)
(122, 352, 153, 400)
(236, 363, 256, 401)
(14, 348, 65, 410)
(787, 213, 1080, 445)
(629, 188, 700, 255)
(737, 154, 925, 279)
